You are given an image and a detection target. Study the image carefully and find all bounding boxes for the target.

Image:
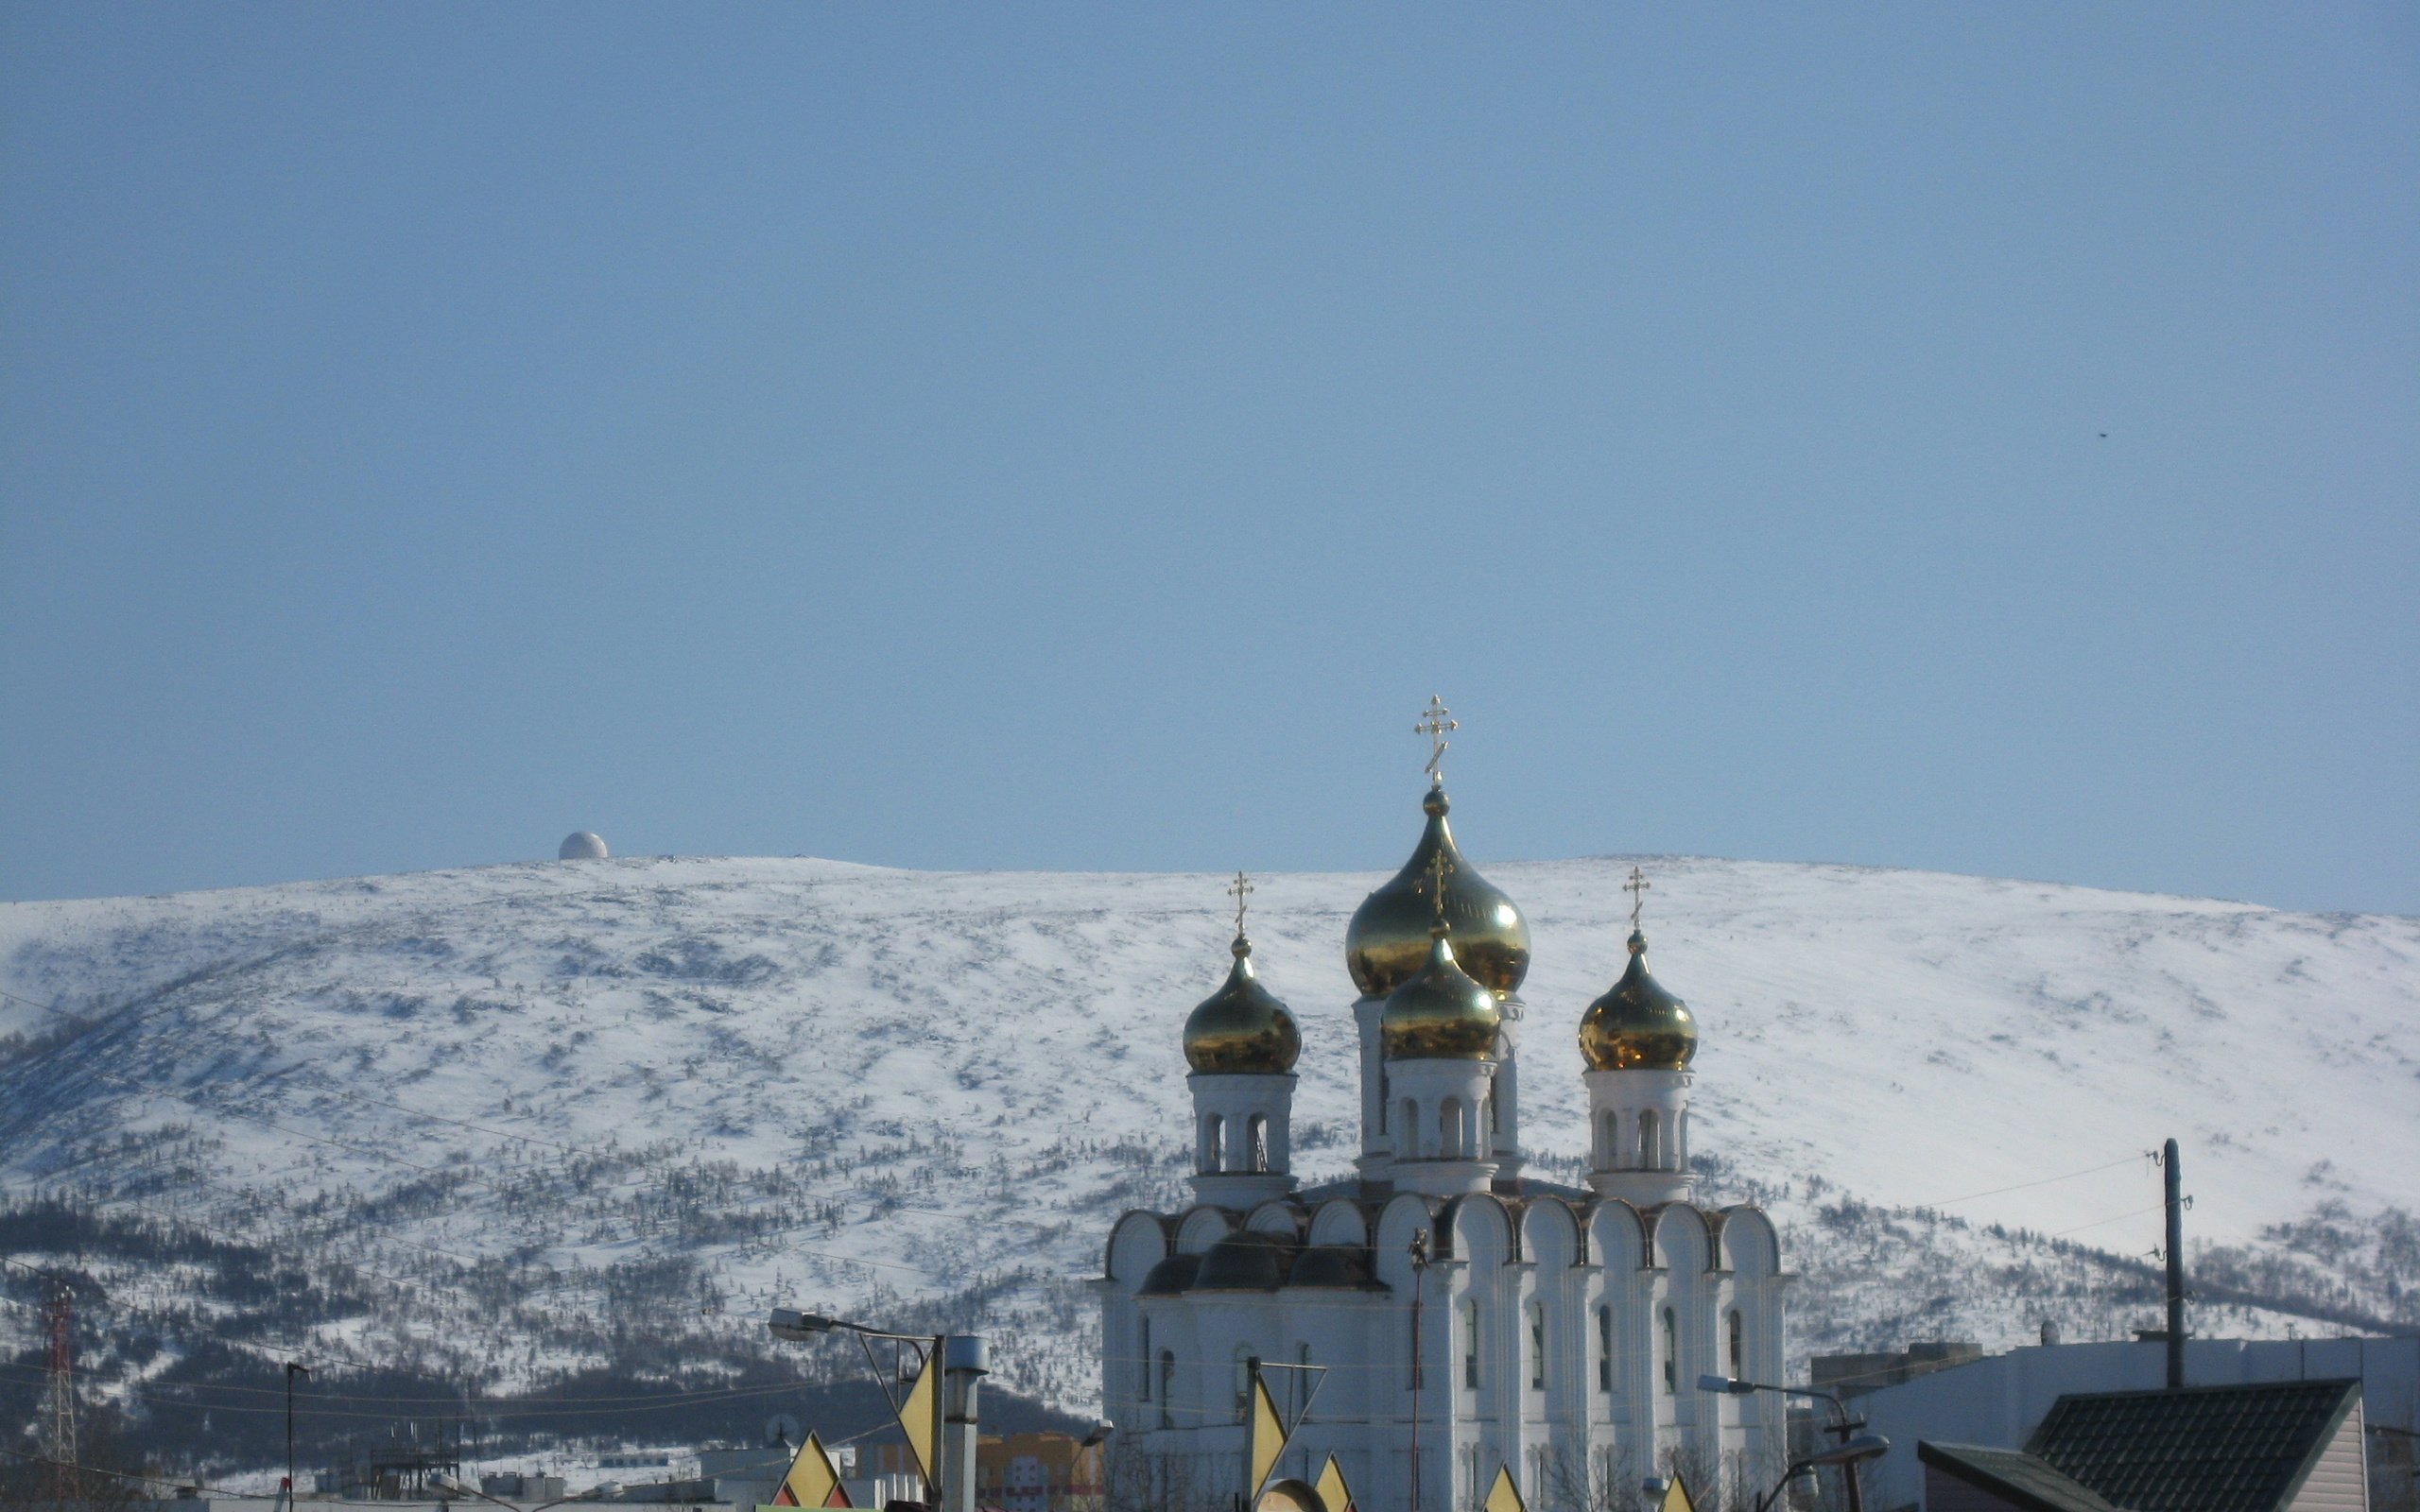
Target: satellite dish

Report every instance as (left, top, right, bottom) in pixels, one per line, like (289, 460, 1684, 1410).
(767, 1413, 803, 1449)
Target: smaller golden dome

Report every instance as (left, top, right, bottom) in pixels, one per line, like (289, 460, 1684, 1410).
(1577, 931, 1698, 1071)
(1379, 928, 1502, 1061)
(1183, 936, 1301, 1074)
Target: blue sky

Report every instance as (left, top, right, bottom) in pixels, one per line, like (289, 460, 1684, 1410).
(3, 5, 2413, 914)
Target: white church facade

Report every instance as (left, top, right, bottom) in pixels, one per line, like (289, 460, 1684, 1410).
(1098, 728, 1789, 1512)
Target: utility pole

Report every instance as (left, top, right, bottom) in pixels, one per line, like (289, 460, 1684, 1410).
(1409, 1246, 1423, 1512)
(42, 1287, 79, 1506)
(2164, 1138, 2187, 1390)
(287, 1362, 314, 1509)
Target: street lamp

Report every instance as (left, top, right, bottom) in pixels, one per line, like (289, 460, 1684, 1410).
(768, 1308, 984, 1512)
(1699, 1376, 1875, 1512)
(1750, 1437, 1888, 1512)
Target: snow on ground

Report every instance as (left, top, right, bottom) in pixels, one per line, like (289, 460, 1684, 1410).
(1, 847, 2412, 1417)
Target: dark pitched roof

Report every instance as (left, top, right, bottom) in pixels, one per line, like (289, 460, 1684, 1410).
(2026, 1378, 2361, 1512)
(1918, 1443, 2125, 1512)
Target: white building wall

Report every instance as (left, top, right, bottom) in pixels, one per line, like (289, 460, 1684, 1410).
(1101, 1194, 1786, 1512)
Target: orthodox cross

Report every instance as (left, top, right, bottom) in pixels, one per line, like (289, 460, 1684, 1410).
(1426, 849, 1455, 928)
(1228, 870, 1254, 936)
(1416, 695, 1458, 785)
(1624, 865, 1651, 932)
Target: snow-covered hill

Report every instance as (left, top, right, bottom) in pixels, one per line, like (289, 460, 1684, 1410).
(2, 850, 2414, 1435)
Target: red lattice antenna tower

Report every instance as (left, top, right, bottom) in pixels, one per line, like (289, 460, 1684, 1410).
(42, 1286, 81, 1504)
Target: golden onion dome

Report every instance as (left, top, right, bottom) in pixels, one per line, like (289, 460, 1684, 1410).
(1346, 785, 1531, 999)
(1577, 931, 1698, 1072)
(1378, 927, 1503, 1061)
(1183, 935, 1302, 1074)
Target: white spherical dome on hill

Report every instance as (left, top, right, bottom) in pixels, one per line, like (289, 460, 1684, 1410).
(558, 831, 609, 861)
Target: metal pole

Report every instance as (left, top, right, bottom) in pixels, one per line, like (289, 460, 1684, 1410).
(2165, 1138, 2186, 1390)
(285, 1362, 311, 1510)
(1409, 1230, 1429, 1512)
(942, 1335, 987, 1512)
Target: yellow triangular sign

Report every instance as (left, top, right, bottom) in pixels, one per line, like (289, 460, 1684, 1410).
(1656, 1472, 1695, 1512)
(1314, 1453, 1354, 1512)
(895, 1349, 942, 1490)
(1245, 1366, 1288, 1498)
(769, 1431, 852, 1508)
(1483, 1465, 1525, 1512)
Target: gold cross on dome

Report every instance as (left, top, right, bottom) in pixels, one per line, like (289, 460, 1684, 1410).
(1227, 870, 1254, 936)
(1624, 866, 1651, 932)
(1416, 695, 1458, 784)
(1426, 849, 1455, 927)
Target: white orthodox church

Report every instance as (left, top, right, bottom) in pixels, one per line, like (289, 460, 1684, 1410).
(1099, 725, 1789, 1512)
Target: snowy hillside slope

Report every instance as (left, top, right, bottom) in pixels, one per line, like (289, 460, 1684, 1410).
(1, 851, 2414, 1426)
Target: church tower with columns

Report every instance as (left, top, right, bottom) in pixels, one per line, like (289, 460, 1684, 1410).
(1099, 703, 1789, 1512)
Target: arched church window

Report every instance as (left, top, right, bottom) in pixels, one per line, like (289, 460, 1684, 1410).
(1660, 1307, 1678, 1395)
(1441, 1098, 1465, 1160)
(1157, 1350, 1174, 1428)
(1728, 1309, 1744, 1381)
(1140, 1317, 1152, 1400)
(1639, 1109, 1661, 1172)
(1248, 1114, 1269, 1173)
(1205, 1114, 1225, 1174)
(1676, 1108, 1689, 1169)
(1488, 1090, 1499, 1132)
(1378, 1069, 1391, 1132)
(1399, 1100, 1418, 1160)
(1529, 1300, 1547, 1388)
(1599, 1110, 1616, 1168)
(1463, 1299, 1481, 1388)
(1597, 1305, 1613, 1392)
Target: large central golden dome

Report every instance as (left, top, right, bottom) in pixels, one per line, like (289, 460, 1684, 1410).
(1346, 785, 1530, 999)
(1577, 931, 1698, 1071)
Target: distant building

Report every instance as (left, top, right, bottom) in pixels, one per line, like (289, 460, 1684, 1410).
(1921, 1378, 2368, 1512)
(1811, 1340, 1981, 1401)
(1851, 1334, 2418, 1512)
(860, 1433, 1102, 1512)
(560, 831, 609, 860)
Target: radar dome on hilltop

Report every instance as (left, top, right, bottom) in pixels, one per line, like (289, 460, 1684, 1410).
(559, 831, 609, 861)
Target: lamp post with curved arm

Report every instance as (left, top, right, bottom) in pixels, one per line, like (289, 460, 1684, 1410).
(1699, 1375, 1873, 1512)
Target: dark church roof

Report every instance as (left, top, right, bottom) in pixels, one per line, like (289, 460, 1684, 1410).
(2025, 1378, 2361, 1512)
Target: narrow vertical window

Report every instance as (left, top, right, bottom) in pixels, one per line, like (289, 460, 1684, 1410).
(1529, 1300, 1546, 1388)
(1661, 1307, 1678, 1395)
(1157, 1350, 1174, 1428)
(1463, 1299, 1481, 1388)
(1728, 1309, 1744, 1381)
(1639, 1109, 1661, 1171)
(1234, 1347, 1254, 1420)
(1297, 1343, 1313, 1420)
(1139, 1317, 1152, 1400)
(1379, 1069, 1391, 1132)
(1248, 1114, 1269, 1173)
(1399, 1100, 1418, 1159)
(1205, 1114, 1225, 1173)
(1597, 1305, 1613, 1392)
